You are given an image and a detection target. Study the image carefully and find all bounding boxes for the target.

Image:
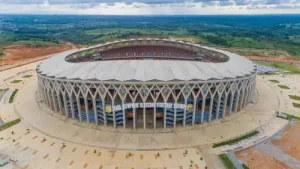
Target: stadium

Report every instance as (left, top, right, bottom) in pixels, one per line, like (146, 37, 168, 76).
(36, 39, 257, 129)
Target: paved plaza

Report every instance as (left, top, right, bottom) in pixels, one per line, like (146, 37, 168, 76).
(0, 61, 299, 169)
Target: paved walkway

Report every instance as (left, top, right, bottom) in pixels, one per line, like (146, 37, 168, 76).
(0, 89, 13, 104)
(256, 143, 300, 169)
(0, 60, 298, 169)
(262, 75, 300, 117)
(13, 76, 286, 150)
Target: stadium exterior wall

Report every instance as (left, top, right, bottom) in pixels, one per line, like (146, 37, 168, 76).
(37, 73, 256, 129)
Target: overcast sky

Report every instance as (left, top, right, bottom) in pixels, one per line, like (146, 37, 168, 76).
(0, 0, 300, 15)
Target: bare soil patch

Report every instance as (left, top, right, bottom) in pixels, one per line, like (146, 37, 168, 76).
(246, 56, 300, 64)
(235, 147, 292, 169)
(271, 121, 300, 160)
(1, 44, 73, 66)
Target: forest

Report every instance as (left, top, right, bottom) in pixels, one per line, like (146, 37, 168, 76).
(1, 15, 300, 57)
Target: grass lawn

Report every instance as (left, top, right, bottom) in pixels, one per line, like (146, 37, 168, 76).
(22, 75, 33, 78)
(278, 85, 290, 89)
(293, 103, 300, 108)
(289, 95, 300, 100)
(9, 89, 18, 103)
(255, 61, 300, 74)
(213, 130, 259, 148)
(269, 80, 280, 83)
(219, 154, 237, 169)
(242, 163, 249, 169)
(0, 119, 21, 132)
(276, 112, 300, 120)
(10, 80, 22, 83)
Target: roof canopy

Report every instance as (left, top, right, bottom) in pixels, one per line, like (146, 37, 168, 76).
(37, 39, 256, 82)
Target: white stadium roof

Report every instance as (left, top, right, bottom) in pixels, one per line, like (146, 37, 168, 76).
(37, 43, 256, 82)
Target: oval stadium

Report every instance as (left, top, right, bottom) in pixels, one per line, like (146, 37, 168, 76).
(36, 39, 257, 129)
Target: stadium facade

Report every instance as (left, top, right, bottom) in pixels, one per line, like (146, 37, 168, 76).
(36, 39, 257, 129)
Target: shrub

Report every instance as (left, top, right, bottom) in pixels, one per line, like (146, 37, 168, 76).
(10, 80, 22, 83)
(269, 80, 279, 83)
(22, 75, 33, 78)
(0, 119, 21, 132)
(293, 103, 300, 108)
(9, 89, 19, 103)
(289, 95, 300, 100)
(213, 130, 259, 148)
(278, 85, 290, 89)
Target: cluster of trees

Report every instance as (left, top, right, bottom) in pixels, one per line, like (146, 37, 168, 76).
(1, 15, 300, 56)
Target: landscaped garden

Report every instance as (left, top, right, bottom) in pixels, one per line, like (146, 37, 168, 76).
(10, 80, 22, 83)
(9, 89, 18, 103)
(213, 130, 259, 148)
(289, 95, 300, 100)
(269, 80, 279, 83)
(22, 75, 33, 78)
(0, 119, 21, 132)
(278, 85, 290, 89)
(219, 154, 236, 169)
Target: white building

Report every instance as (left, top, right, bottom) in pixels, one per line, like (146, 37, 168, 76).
(36, 39, 257, 129)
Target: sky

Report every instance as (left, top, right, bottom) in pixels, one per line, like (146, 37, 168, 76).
(0, 0, 300, 15)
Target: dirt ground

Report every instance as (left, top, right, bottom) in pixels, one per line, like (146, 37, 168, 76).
(0, 44, 74, 66)
(271, 121, 300, 160)
(246, 56, 300, 64)
(1, 39, 300, 68)
(235, 147, 292, 169)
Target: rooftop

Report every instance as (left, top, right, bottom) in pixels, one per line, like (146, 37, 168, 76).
(37, 39, 256, 82)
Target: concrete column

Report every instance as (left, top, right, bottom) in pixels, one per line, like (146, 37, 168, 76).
(247, 87, 252, 104)
(239, 90, 245, 109)
(243, 89, 248, 108)
(92, 98, 98, 126)
(229, 93, 234, 114)
(183, 99, 187, 127)
(192, 98, 196, 125)
(133, 107, 136, 129)
(43, 89, 49, 107)
(76, 96, 82, 121)
(51, 91, 58, 112)
(101, 98, 107, 126)
(201, 95, 206, 123)
(173, 100, 177, 128)
(153, 101, 156, 129)
(246, 86, 252, 105)
(164, 105, 167, 128)
(122, 100, 126, 128)
(62, 93, 68, 117)
(112, 99, 116, 128)
(143, 103, 146, 129)
(47, 90, 52, 109)
(216, 94, 221, 120)
(234, 92, 240, 112)
(222, 93, 228, 118)
(69, 95, 75, 119)
(41, 88, 47, 106)
(57, 93, 63, 115)
(84, 97, 90, 123)
(208, 95, 214, 122)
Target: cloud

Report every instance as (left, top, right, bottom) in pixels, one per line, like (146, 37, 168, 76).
(0, 0, 300, 14)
